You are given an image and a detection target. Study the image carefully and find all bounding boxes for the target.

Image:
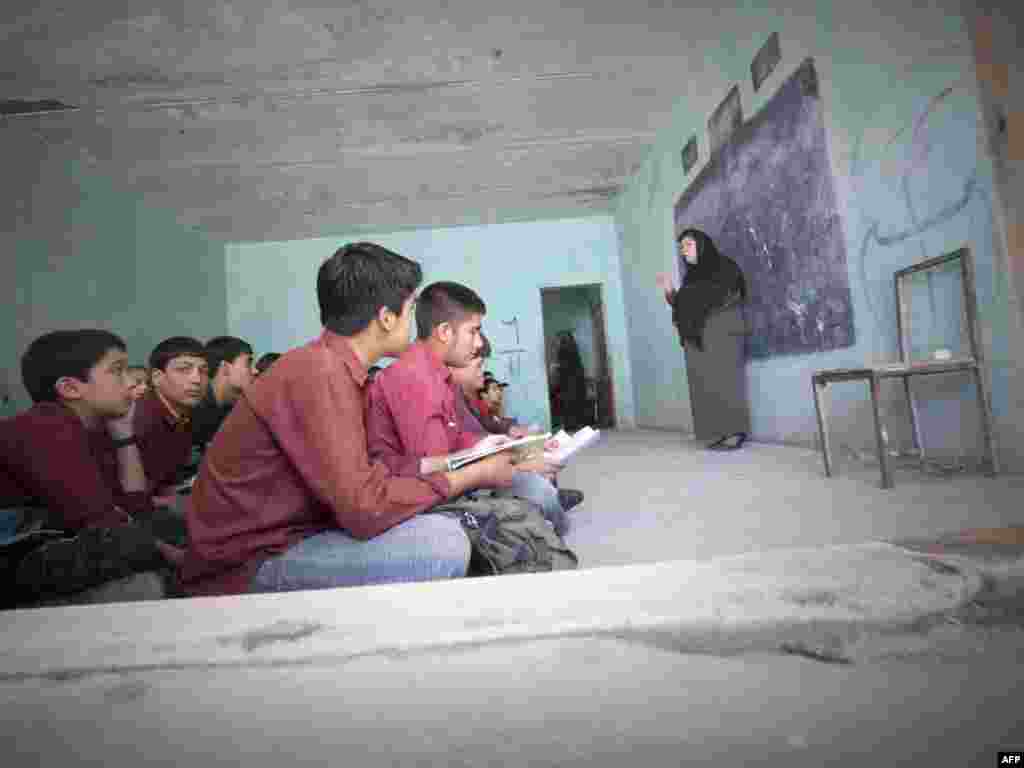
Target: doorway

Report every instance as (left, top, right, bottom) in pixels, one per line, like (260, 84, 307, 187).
(540, 283, 616, 430)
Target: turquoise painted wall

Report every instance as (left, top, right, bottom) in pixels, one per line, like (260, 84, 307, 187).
(614, 0, 1020, 467)
(226, 216, 635, 430)
(2, 136, 228, 412)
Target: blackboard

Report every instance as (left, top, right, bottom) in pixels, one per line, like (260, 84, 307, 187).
(674, 58, 856, 360)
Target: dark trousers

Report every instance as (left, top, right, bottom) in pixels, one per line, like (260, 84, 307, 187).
(4, 507, 186, 607)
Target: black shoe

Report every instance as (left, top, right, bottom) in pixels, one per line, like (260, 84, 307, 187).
(707, 432, 748, 451)
(558, 489, 584, 511)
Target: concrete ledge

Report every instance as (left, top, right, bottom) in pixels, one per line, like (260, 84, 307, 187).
(0, 542, 983, 682)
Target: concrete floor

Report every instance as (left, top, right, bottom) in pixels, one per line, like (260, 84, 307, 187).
(562, 429, 1023, 568)
(3, 431, 1023, 767)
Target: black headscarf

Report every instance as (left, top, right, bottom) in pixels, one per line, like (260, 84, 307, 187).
(672, 229, 746, 350)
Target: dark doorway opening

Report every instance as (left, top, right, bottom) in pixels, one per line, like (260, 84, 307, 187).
(540, 283, 616, 430)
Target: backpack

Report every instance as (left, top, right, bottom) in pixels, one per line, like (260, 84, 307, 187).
(433, 494, 578, 576)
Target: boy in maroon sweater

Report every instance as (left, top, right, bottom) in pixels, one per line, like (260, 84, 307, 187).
(134, 336, 208, 493)
(0, 330, 185, 606)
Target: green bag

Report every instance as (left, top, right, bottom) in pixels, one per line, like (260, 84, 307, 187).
(434, 494, 578, 576)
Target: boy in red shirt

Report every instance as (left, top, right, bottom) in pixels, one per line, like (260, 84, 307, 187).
(366, 282, 575, 533)
(181, 242, 522, 596)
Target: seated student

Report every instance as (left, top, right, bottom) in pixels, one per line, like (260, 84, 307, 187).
(445, 354, 569, 533)
(450, 355, 501, 436)
(477, 368, 585, 513)
(254, 352, 281, 376)
(192, 336, 254, 453)
(462, 335, 517, 436)
(481, 365, 510, 413)
(0, 330, 185, 606)
(366, 282, 571, 533)
(466, 340, 585, 518)
(135, 337, 208, 493)
(126, 365, 150, 401)
(482, 374, 510, 416)
(449, 354, 584, 528)
(180, 242, 521, 597)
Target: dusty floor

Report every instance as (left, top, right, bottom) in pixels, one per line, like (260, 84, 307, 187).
(561, 429, 1023, 569)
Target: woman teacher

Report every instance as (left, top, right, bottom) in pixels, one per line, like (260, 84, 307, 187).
(656, 229, 750, 451)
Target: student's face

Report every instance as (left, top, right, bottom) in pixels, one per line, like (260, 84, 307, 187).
(222, 353, 255, 393)
(383, 295, 416, 358)
(678, 236, 698, 265)
(484, 382, 504, 408)
(451, 356, 484, 393)
(153, 354, 209, 411)
(61, 348, 134, 419)
(445, 313, 484, 367)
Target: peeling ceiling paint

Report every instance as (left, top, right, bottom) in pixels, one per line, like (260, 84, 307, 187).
(0, 1, 762, 242)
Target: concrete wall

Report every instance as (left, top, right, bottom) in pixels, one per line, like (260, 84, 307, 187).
(965, 0, 1024, 470)
(226, 216, 635, 431)
(614, 0, 1024, 470)
(1, 120, 228, 412)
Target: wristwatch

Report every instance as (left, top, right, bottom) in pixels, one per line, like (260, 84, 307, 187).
(111, 435, 138, 448)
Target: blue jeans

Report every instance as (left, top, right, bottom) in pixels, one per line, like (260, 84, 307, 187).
(495, 472, 568, 535)
(250, 513, 470, 593)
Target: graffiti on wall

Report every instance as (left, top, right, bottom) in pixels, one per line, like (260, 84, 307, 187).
(848, 82, 994, 357)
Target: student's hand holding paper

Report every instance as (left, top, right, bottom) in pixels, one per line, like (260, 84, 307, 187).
(473, 452, 518, 489)
(513, 454, 564, 481)
(445, 452, 518, 494)
(474, 434, 509, 451)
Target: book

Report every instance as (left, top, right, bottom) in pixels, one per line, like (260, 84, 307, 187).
(546, 426, 601, 464)
(446, 433, 551, 472)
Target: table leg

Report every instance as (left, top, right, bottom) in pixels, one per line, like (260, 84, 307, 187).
(869, 375, 893, 489)
(812, 376, 834, 478)
(973, 367, 1000, 476)
(903, 376, 924, 462)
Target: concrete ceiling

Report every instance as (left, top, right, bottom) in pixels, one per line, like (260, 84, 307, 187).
(2, 1, 721, 243)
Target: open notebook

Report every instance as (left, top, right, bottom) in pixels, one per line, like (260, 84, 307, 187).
(546, 426, 602, 464)
(446, 433, 550, 472)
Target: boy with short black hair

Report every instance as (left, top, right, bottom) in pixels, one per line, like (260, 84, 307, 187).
(181, 242, 521, 596)
(366, 281, 490, 464)
(0, 330, 184, 606)
(366, 282, 573, 533)
(192, 336, 254, 452)
(135, 336, 208, 492)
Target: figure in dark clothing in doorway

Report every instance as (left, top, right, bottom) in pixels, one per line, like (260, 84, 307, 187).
(657, 229, 750, 451)
(550, 331, 588, 432)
